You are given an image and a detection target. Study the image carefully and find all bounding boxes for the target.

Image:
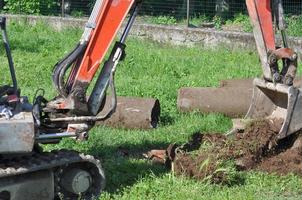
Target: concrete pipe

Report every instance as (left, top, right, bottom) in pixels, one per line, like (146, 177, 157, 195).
(177, 86, 253, 117)
(219, 79, 253, 88)
(97, 96, 160, 129)
(178, 77, 302, 118)
(219, 77, 302, 88)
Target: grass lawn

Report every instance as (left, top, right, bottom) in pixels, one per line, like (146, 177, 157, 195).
(1, 21, 302, 199)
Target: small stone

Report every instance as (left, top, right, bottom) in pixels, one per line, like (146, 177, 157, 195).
(292, 136, 302, 150)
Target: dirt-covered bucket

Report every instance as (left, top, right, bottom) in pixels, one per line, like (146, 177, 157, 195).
(246, 78, 302, 140)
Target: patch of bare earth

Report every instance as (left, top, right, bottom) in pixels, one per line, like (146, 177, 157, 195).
(147, 119, 302, 183)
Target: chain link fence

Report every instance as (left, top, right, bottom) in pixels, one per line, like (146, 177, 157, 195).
(1, 1, 301, 25)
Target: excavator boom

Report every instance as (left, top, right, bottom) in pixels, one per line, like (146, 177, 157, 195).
(246, 0, 276, 80)
(39, 0, 142, 142)
(75, 0, 134, 83)
(51, 0, 140, 116)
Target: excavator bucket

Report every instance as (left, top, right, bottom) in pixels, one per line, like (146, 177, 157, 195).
(246, 78, 302, 140)
(242, 0, 302, 140)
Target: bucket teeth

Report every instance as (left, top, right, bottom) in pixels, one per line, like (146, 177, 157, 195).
(245, 78, 302, 140)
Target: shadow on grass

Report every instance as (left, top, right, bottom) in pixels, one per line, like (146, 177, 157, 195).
(86, 141, 170, 194)
(160, 114, 175, 126)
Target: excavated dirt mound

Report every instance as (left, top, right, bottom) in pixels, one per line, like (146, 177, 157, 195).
(256, 148, 302, 176)
(170, 119, 302, 183)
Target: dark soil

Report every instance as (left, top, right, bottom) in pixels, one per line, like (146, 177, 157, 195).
(170, 119, 302, 183)
(256, 148, 302, 176)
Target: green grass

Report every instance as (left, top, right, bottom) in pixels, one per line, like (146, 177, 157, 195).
(2, 21, 302, 199)
(287, 15, 302, 37)
(225, 13, 253, 32)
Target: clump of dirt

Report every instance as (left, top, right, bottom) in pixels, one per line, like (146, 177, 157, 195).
(162, 119, 302, 183)
(256, 148, 302, 175)
(172, 134, 231, 183)
(256, 135, 302, 175)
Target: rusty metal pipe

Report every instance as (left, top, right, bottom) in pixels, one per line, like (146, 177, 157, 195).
(97, 96, 160, 129)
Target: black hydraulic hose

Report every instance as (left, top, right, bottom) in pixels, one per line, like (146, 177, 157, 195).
(48, 73, 117, 122)
(87, 1, 142, 116)
(52, 42, 87, 97)
(273, 0, 288, 48)
(120, 0, 142, 44)
(0, 17, 18, 95)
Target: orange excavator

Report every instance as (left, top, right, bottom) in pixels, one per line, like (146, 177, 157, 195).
(0, 0, 301, 199)
(0, 0, 141, 199)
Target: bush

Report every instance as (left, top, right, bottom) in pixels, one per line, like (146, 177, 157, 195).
(286, 15, 302, 37)
(226, 13, 252, 32)
(4, 0, 57, 14)
(150, 16, 177, 25)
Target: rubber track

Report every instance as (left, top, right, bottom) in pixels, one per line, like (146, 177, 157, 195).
(0, 149, 103, 179)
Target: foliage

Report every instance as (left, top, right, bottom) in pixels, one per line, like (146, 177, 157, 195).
(189, 15, 211, 27)
(4, 0, 57, 14)
(148, 15, 177, 25)
(225, 13, 252, 32)
(224, 13, 302, 36)
(213, 15, 223, 29)
(286, 15, 302, 37)
(70, 10, 84, 18)
(4, 0, 39, 14)
(231, 13, 252, 32)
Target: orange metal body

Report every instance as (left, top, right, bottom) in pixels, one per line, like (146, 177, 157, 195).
(74, 0, 135, 83)
(246, 0, 276, 51)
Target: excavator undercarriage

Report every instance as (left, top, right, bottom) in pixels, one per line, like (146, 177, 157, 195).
(0, 150, 105, 200)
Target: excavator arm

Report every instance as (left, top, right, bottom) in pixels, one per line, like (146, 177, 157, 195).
(246, 0, 297, 84)
(244, 0, 302, 140)
(50, 0, 140, 115)
(30, 0, 143, 142)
